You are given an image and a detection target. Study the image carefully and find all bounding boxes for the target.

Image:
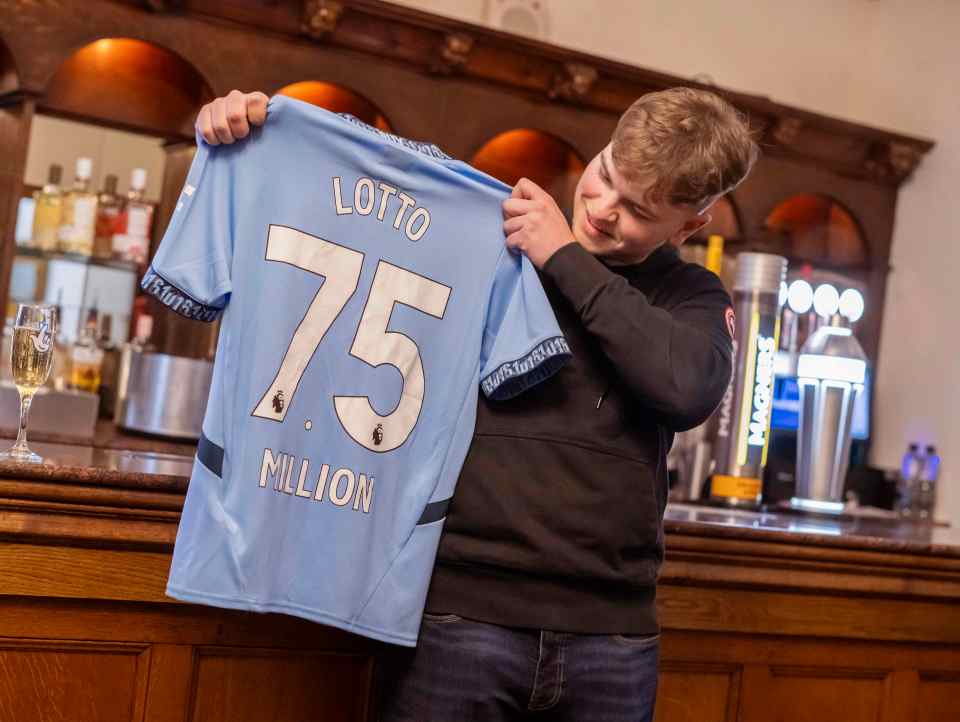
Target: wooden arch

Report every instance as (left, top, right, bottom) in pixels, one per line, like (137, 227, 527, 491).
(470, 128, 586, 211)
(43, 37, 213, 138)
(275, 81, 393, 132)
(765, 193, 869, 269)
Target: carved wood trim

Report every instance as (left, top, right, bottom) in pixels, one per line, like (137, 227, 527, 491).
(430, 32, 474, 75)
(301, 0, 346, 41)
(769, 116, 803, 147)
(548, 62, 599, 102)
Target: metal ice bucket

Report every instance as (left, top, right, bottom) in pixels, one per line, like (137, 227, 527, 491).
(114, 348, 212, 440)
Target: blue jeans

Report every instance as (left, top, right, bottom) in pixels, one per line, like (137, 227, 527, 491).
(376, 613, 659, 722)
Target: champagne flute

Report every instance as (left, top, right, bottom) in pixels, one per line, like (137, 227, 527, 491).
(1, 304, 56, 463)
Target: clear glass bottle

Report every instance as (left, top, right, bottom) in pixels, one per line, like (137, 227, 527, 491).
(114, 168, 153, 265)
(69, 305, 104, 393)
(914, 444, 940, 521)
(58, 157, 98, 256)
(31, 164, 64, 251)
(897, 443, 921, 518)
(94, 174, 122, 260)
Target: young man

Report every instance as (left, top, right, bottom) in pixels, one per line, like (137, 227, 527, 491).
(197, 86, 757, 721)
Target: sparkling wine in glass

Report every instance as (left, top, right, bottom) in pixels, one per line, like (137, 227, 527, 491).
(2, 304, 56, 463)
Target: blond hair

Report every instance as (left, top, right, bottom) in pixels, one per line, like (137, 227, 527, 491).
(611, 87, 759, 211)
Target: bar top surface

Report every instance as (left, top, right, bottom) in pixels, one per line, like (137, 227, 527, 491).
(0, 426, 954, 557)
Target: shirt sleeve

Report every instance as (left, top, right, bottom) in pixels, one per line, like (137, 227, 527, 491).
(140, 141, 233, 322)
(479, 247, 572, 401)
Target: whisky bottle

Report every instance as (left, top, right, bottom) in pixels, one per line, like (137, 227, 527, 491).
(94, 174, 122, 260)
(69, 305, 104, 393)
(58, 157, 98, 256)
(31, 164, 64, 251)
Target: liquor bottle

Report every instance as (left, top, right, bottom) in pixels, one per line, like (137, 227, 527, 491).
(114, 168, 153, 264)
(94, 174, 122, 259)
(705, 234, 724, 276)
(46, 291, 71, 390)
(97, 314, 122, 417)
(69, 304, 104, 393)
(130, 314, 154, 352)
(58, 157, 98, 256)
(31, 164, 64, 251)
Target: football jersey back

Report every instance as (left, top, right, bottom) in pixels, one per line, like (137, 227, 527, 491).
(143, 95, 570, 646)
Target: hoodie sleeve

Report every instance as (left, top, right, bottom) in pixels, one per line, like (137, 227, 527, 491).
(542, 243, 734, 431)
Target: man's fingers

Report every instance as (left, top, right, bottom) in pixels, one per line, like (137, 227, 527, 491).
(211, 97, 234, 144)
(226, 89, 250, 140)
(196, 104, 218, 145)
(247, 92, 270, 126)
(512, 177, 547, 200)
(196, 90, 270, 145)
(503, 216, 525, 235)
(502, 198, 539, 218)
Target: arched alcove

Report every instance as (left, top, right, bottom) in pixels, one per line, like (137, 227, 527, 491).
(276, 81, 392, 132)
(44, 38, 213, 138)
(764, 193, 868, 268)
(470, 129, 585, 212)
(693, 195, 742, 242)
(0, 36, 18, 97)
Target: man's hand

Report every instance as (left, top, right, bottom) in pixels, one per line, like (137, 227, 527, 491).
(196, 90, 269, 145)
(502, 178, 576, 269)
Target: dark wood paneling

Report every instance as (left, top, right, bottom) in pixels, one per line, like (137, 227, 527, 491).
(917, 675, 960, 722)
(655, 663, 739, 722)
(190, 648, 374, 722)
(0, 641, 147, 722)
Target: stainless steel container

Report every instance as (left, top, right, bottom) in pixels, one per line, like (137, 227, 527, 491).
(114, 348, 213, 439)
(710, 252, 787, 507)
(792, 323, 867, 513)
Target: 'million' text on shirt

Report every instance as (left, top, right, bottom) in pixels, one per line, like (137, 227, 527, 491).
(258, 447, 375, 514)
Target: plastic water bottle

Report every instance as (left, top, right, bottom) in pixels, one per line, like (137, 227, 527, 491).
(898, 443, 922, 517)
(914, 445, 940, 521)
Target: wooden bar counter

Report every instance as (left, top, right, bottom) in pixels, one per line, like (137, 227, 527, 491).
(0, 429, 956, 721)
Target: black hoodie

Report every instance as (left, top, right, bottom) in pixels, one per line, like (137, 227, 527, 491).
(425, 241, 734, 633)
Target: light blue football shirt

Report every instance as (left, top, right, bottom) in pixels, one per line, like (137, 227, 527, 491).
(142, 95, 571, 646)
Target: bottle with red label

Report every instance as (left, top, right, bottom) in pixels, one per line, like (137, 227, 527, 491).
(113, 168, 153, 265)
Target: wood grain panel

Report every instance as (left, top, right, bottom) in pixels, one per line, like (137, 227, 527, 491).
(917, 674, 960, 722)
(142, 644, 195, 722)
(0, 543, 172, 602)
(765, 667, 888, 722)
(658, 585, 960, 644)
(189, 647, 373, 722)
(0, 597, 382, 653)
(655, 662, 739, 722)
(0, 641, 146, 722)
